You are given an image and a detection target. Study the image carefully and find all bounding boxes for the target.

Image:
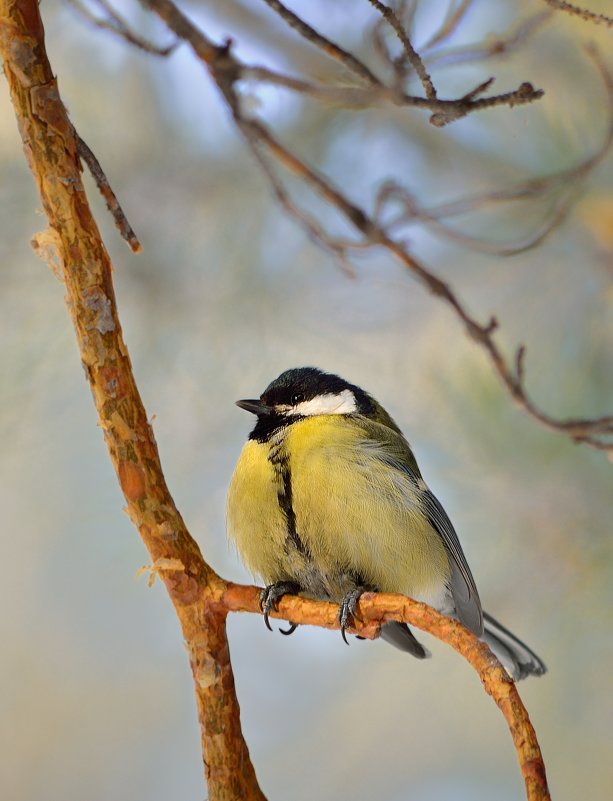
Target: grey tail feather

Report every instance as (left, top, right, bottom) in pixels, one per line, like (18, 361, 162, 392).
(380, 622, 431, 659)
(483, 611, 547, 681)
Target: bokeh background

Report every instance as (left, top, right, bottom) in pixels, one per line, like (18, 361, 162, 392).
(1, 2, 612, 800)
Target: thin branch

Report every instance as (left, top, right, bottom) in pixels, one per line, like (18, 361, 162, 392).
(241, 63, 542, 122)
(259, 0, 381, 85)
(377, 180, 582, 256)
(543, 0, 613, 27)
(71, 0, 543, 125)
(425, 10, 553, 69)
(76, 133, 142, 252)
(371, 0, 418, 88)
(257, 0, 542, 123)
(423, 0, 474, 50)
(67, 0, 177, 54)
(375, 56, 613, 257)
(248, 143, 356, 275)
(367, 0, 437, 98)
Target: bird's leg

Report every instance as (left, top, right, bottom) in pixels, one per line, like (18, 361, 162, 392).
(338, 586, 370, 645)
(259, 581, 301, 632)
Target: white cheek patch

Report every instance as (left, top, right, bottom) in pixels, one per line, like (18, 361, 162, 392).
(293, 389, 357, 417)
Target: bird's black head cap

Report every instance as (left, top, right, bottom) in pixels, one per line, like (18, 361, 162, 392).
(243, 367, 376, 441)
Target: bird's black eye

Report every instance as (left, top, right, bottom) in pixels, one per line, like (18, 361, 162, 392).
(291, 392, 305, 405)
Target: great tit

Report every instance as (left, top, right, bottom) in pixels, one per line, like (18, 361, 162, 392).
(227, 367, 546, 680)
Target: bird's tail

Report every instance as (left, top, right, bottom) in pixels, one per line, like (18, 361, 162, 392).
(380, 621, 431, 659)
(483, 611, 547, 681)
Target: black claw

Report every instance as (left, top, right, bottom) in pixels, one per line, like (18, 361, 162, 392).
(259, 582, 300, 633)
(337, 587, 367, 646)
(279, 622, 298, 636)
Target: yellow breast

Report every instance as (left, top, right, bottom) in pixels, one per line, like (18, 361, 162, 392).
(285, 416, 449, 602)
(227, 416, 450, 606)
(227, 438, 291, 583)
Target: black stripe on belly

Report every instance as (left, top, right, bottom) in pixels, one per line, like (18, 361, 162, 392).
(271, 451, 308, 557)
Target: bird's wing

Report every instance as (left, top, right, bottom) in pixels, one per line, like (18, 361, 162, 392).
(419, 487, 483, 635)
(360, 420, 484, 636)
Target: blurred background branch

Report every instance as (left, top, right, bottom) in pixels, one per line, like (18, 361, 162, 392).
(542, 0, 613, 28)
(71, 0, 613, 452)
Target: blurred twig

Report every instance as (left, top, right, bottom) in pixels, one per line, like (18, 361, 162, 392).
(544, 0, 613, 28)
(257, 0, 542, 124)
(424, 10, 553, 68)
(259, 0, 380, 85)
(424, 0, 474, 49)
(376, 47, 613, 256)
(367, 0, 437, 98)
(67, 0, 177, 53)
(76, 133, 142, 252)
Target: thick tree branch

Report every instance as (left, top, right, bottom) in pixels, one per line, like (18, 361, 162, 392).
(0, 4, 264, 800)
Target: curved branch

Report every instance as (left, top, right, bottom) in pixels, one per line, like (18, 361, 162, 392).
(222, 585, 551, 801)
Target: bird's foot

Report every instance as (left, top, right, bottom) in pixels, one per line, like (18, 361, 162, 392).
(259, 582, 301, 632)
(338, 587, 367, 645)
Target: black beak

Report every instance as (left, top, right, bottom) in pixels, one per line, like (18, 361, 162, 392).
(236, 398, 273, 416)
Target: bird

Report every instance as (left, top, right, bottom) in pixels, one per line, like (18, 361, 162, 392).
(227, 367, 546, 680)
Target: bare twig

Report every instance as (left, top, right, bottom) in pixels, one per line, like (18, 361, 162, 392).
(259, 0, 380, 85)
(76, 133, 142, 252)
(426, 11, 553, 68)
(67, 0, 177, 54)
(248, 143, 356, 275)
(367, 0, 437, 98)
(423, 0, 474, 49)
(375, 52, 613, 257)
(257, 0, 542, 123)
(543, 0, 613, 27)
(71, 0, 544, 125)
(376, 180, 582, 256)
(240, 63, 541, 122)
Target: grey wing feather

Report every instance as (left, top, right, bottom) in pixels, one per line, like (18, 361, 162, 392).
(380, 622, 431, 659)
(420, 489, 483, 636)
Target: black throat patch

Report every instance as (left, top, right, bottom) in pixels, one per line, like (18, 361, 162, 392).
(268, 445, 308, 557)
(249, 413, 303, 444)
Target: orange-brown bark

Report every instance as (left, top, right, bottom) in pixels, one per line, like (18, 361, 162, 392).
(223, 585, 550, 801)
(0, 3, 263, 800)
(0, 3, 549, 801)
